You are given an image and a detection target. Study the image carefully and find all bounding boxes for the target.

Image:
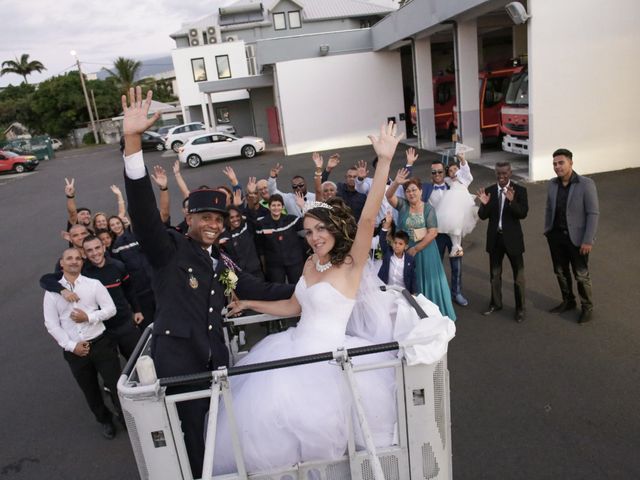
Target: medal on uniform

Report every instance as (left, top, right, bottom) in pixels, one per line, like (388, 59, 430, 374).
(189, 274, 199, 289)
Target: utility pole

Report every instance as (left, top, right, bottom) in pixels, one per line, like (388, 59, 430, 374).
(70, 50, 99, 144)
(90, 89, 101, 139)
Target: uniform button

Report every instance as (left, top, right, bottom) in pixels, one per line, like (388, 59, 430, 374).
(213, 273, 217, 279)
(165, 330, 170, 335)
(209, 307, 213, 313)
(188, 268, 193, 272)
(208, 325, 213, 331)
(210, 290, 215, 295)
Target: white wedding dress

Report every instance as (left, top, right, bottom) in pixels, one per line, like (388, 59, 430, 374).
(212, 274, 399, 475)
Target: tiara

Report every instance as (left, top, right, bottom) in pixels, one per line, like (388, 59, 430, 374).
(303, 201, 333, 213)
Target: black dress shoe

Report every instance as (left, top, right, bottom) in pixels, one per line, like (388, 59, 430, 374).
(578, 309, 593, 324)
(515, 310, 525, 323)
(101, 421, 116, 440)
(549, 300, 577, 314)
(482, 305, 502, 316)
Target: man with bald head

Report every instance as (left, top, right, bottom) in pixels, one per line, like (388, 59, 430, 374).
(43, 247, 121, 439)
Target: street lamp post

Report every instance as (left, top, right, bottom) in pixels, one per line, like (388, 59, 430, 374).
(70, 50, 99, 144)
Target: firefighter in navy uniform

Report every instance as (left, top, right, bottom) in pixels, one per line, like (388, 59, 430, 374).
(255, 193, 306, 284)
(120, 87, 294, 478)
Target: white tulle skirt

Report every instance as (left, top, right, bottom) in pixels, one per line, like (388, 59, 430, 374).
(435, 183, 478, 238)
(212, 329, 397, 475)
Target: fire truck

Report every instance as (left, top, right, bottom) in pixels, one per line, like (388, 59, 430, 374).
(410, 64, 521, 142)
(500, 66, 528, 154)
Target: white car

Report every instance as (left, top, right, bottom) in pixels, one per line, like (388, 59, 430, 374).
(164, 122, 236, 152)
(178, 132, 265, 168)
(50, 138, 63, 150)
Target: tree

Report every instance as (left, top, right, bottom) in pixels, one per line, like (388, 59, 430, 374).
(1, 54, 46, 84)
(104, 57, 141, 94)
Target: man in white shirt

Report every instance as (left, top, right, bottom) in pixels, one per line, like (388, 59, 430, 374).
(43, 247, 121, 439)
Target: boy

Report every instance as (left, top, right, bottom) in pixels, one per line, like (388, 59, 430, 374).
(377, 213, 417, 294)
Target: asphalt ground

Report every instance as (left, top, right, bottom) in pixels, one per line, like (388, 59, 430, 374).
(1, 142, 638, 479)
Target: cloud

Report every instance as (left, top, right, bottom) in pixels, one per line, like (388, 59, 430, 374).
(0, 0, 229, 86)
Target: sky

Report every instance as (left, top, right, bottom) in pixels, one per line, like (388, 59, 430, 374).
(0, 0, 236, 87)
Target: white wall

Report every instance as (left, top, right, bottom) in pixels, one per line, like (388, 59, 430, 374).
(275, 51, 405, 155)
(171, 42, 250, 108)
(528, 0, 640, 181)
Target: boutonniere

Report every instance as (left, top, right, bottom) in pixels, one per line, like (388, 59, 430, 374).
(220, 268, 238, 297)
(374, 245, 383, 260)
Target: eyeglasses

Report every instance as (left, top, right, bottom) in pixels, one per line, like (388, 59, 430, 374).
(431, 170, 444, 174)
(291, 183, 305, 189)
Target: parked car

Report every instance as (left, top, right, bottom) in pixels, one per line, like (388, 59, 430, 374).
(164, 122, 237, 152)
(0, 150, 39, 173)
(178, 133, 265, 168)
(119, 131, 166, 152)
(51, 138, 63, 150)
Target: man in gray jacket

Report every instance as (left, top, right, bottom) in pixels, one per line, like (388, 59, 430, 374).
(544, 149, 599, 323)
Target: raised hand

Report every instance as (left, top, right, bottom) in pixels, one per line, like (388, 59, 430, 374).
(222, 166, 239, 185)
(368, 121, 404, 164)
(356, 159, 368, 179)
(394, 167, 410, 185)
(121, 87, 161, 137)
(233, 189, 243, 207)
(326, 153, 341, 171)
(294, 190, 305, 210)
(405, 147, 418, 166)
(312, 152, 323, 169)
(151, 165, 168, 189)
(476, 187, 491, 205)
(270, 163, 283, 178)
(246, 176, 257, 194)
(110, 184, 123, 197)
(64, 177, 75, 197)
(384, 209, 393, 227)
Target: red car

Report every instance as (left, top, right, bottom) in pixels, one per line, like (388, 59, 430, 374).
(0, 150, 39, 174)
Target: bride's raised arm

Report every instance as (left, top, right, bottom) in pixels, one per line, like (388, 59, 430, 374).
(349, 122, 403, 268)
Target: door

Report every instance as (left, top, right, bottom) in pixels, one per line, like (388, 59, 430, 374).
(266, 106, 281, 145)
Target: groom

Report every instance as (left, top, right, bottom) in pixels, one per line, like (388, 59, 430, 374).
(120, 87, 294, 477)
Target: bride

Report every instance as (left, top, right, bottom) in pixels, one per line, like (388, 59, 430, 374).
(213, 123, 404, 474)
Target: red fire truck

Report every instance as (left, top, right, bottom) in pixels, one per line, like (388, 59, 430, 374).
(410, 64, 521, 142)
(500, 67, 528, 154)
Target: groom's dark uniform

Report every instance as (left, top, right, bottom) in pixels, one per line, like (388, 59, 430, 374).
(125, 173, 294, 477)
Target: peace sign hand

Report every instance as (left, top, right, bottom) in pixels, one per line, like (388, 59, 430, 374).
(64, 178, 75, 197)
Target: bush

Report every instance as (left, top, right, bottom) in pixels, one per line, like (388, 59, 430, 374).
(82, 132, 96, 145)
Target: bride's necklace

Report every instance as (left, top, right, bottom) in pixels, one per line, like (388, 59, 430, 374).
(314, 255, 333, 273)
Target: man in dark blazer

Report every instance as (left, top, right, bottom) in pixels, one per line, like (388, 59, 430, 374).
(120, 88, 294, 477)
(544, 148, 599, 323)
(377, 227, 417, 294)
(477, 161, 529, 322)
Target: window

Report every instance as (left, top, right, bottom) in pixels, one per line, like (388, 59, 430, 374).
(191, 58, 207, 82)
(273, 12, 286, 30)
(215, 55, 232, 79)
(192, 136, 213, 145)
(288, 11, 301, 29)
(215, 107, 231, 123)
(189, 123, 205, 132)
(483, 77, 508, 107)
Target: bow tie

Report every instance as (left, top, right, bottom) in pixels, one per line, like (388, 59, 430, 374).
(434, 185, 447, 191)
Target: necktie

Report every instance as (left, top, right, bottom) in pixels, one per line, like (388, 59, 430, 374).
(498, 187, 506, 230)
(434, 185, 446, 191)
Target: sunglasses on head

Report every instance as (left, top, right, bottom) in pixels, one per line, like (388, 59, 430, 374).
(431, 169, 444, 174)
(292, 183, 305, 189)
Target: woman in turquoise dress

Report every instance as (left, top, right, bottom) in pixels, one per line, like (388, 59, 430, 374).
(385, 169, 456, 320)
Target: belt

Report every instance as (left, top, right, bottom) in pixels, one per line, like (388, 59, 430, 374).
(87, 332, 106, 344)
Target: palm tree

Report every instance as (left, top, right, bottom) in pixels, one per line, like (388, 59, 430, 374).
(104, 57, 142, 93)
(1, 54, 46, 84)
